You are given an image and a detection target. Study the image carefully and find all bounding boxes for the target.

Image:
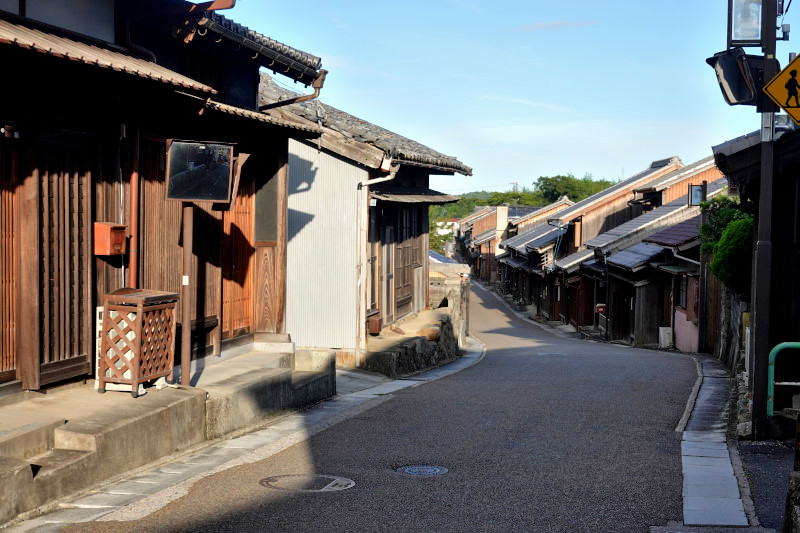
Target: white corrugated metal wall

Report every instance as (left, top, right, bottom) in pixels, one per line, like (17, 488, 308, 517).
(286, 139, 366, 349)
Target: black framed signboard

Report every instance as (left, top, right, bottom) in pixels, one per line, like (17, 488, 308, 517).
(166, 140, 234, 202)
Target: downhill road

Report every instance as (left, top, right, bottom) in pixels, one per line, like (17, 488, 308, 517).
(66, 285, 697, 532)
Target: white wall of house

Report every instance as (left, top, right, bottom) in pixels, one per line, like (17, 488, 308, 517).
(286, 139, 367, 350)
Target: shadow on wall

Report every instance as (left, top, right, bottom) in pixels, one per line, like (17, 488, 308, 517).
(287, 153, 317, 243)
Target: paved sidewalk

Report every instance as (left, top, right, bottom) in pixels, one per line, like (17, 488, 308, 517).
(4, 339, 486, 532)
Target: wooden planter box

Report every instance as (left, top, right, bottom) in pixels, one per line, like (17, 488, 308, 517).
(97, 288, 178, 398)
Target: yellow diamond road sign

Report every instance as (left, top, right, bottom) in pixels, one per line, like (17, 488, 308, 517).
(764, 54, 800, 125)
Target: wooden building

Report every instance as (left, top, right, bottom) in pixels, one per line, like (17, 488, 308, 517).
(0, 1, 324, 390)
(551, 157, 723, 328)
(496, 158, 684, 321)
(258, 75, 471, 363)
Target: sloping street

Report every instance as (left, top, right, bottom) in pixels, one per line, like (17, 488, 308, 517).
(19, 285, 703, 533)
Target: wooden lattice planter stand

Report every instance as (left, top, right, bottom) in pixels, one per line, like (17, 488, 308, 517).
(98, 288, 178, 398)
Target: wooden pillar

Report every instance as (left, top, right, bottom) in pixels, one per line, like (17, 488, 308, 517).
(17, 161, 40, 389)
(275, 142, 288, 334)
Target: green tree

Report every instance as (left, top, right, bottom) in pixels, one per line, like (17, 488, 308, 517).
(532, 173, 615, 203)
(699, 195, 753, 256)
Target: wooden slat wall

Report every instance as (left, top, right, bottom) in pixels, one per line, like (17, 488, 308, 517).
(222, 178, 255, 337)
(38, 150, 92, 367)
(0, 142, 18, 380)
(139, 141, 223, 350)
(139, 141, 221, 324)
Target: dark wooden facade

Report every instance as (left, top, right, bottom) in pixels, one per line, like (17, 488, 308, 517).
(0, 6, 308, 389)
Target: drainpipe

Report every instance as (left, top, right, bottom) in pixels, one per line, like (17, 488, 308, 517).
(672, 250, 700, 266)
(259, 70, 328, 111)
(122, 19, 156, 63)
(362, 156, 399, 186)
(128, 124, 140, 289)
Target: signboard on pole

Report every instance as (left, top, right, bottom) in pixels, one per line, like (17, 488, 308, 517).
(763, 54, 800, 124)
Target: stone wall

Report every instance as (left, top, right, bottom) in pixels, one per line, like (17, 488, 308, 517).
(362, 312, 461, 378)
(429, 263, 470, 349)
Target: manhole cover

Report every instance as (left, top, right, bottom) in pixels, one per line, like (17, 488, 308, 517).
(396, 465, 448, 476)
(259, 474, 355, 492)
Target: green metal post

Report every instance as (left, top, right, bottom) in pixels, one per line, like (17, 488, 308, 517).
(767, 342, 800, 416)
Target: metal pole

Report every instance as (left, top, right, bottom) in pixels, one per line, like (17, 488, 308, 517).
(697, 181, 708, 353)
(752, 0, 778, 439)
(181, 203, 194, 386)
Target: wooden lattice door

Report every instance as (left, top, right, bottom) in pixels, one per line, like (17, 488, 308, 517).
(34, 147, 93, 387)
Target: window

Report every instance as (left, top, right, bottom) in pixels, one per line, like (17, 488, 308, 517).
(678, 276, 687, 309)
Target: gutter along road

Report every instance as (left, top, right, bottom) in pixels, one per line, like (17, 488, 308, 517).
(59, 285, 696, 532)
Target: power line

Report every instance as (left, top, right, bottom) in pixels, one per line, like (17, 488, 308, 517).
(435, 182, 525, 193)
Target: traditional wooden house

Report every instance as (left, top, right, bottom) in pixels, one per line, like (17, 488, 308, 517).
(570, 177, 726, 344)
(496, 158, 683, 321)
(258, 75, 470, 365)
(642, 216, 706, 352)
(459, 205, 541, 283)
(0, 1, 326, 391)
(551, 156, 722, 327)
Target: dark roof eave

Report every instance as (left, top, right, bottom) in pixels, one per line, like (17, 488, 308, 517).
(397, 157, 472, 176)
(196, 14, 321, 85)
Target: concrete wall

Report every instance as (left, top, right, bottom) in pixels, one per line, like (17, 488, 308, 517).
(675, 307, 699, 353)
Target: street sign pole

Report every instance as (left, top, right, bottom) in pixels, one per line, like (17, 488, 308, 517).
(752, 0, 778, 439)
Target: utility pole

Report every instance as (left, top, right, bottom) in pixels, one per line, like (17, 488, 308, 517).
(752, 0, 778, 440)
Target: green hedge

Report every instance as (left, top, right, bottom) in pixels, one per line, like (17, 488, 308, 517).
(710, 216, 753, 295)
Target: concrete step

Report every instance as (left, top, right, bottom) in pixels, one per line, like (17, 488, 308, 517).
(290, 371, 336, 408)
(0, 419, 66, 461)
(26, 448, 96, 506)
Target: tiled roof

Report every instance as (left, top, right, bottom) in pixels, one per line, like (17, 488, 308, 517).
(525, 226, 567, 252)
(644, 216, 701, 248)
(513, 196, 574, 226)
(472, 228, 496, 245)
(198, 98, 320, 133)
(429, 250, 455, 263)
(632, 156, 717, 193)
(370, 185, 458, 205)
(548, 157, 683, 223)
(459, 207, 495, 226)
(553, 177, 726, 272)
(194, 12, 322, 85)
(554, 249, 594, 271)
(607, 242, 665, 271)
(500, 222, 560, 253)
(259, 74, 472, 175)
(507, 205, 543, 220)
(0, 17, 215, 94)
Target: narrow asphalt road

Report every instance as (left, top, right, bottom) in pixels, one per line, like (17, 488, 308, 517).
(66, 286, 698, 532)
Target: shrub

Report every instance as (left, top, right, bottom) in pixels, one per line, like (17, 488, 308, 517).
(710, 216, 754, 295)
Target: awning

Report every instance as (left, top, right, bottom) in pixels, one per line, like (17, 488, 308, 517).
(499, 255, 528, 270)
(0, 17, 215, 94)
(179, 92, 320, 134)
(370, 186, 459, 205)
(472, 229, 496, 246)
(653, 263, 698, 275)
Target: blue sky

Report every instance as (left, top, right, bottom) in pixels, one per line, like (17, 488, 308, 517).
(227, 1, 796, 194)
